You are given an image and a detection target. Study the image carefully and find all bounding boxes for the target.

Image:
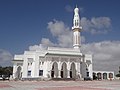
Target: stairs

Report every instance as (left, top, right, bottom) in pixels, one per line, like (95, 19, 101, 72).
(51, 78, 76, 81)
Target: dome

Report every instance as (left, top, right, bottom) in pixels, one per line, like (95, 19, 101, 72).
(74, 7, 79, 14)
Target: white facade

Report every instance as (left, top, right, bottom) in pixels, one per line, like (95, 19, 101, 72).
(13, 48, 93, 80)
(12, 6, 93, 80)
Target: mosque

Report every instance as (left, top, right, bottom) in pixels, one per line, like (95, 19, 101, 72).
(12, 6, 114, 80)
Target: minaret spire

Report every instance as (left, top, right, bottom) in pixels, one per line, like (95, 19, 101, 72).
(76, 4, 77, 8)
(72, 6, 82, 50)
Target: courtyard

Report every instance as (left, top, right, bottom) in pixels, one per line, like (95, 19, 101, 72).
(0, 80, 120, 90)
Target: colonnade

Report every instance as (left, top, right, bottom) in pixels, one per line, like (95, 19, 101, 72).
(93, 72, 114, 80)
(51, 62, 77, 79)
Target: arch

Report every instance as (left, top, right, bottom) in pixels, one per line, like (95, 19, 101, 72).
(93, 72, 97, 80)
(51, 62, 58, 78)
(103, 73, 107, 80)
(109, 73, 113, 78)
(70, 62, 76, 78)
(61, 62, 67, 78)
(97, 72, 102, 80)
(16, 66, 22, 80)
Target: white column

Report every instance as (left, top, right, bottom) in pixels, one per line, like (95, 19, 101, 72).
(22, 57, 28, 78)
(58, 62, 61, 78)
(77, 61, 81, 79)
(58, 70, 61, 78)
(101, 73, 103, 80)
(13, 64, 17, 79)
(67, 70, 70, 78)
(107, 73, 109, 80)
(54, 74, 56, 78)
(67, 62, 70, 78)
(43, 61, 48, 78)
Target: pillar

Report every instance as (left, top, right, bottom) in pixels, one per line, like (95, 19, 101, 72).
(58, 62, 61, 78)
(67, 62, 70, 78)
(58, 70, 61, 78)
(67, 70, 70, 78)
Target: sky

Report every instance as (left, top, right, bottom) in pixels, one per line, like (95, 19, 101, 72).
(0, 0, 120, 74)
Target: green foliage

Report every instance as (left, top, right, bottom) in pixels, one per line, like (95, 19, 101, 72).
(116, 74, 120, 77)
(0, 66, 13, 77)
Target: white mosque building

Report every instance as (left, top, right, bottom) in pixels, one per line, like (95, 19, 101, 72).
(12, 6, 114, 80)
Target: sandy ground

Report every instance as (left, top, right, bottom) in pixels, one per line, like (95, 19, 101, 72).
(0, 80, 120, 90)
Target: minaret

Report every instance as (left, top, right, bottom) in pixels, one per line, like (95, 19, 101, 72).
(72, 6, 82, 50)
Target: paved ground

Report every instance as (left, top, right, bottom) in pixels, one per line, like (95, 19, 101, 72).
(0, 80, 120, 90)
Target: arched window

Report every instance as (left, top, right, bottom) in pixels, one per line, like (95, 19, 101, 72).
(51, 62, 58, 78)
(70, 62, 76, 78)
(97, 73, 102, 80)
(109, 73, 113, 78)
(103, 73, 107, 79)
(61, 62, 67, 78)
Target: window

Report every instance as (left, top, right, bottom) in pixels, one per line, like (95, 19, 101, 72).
(39, 70, 43, 76)
(28, 58, 33, 66)
(39, 62, 44, 65)
(28, 71, 31, 76)
(109, 73, 113, 78)
(87, 72, 89, 77)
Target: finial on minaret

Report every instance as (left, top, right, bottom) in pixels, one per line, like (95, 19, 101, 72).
(76, 5, 77, 8)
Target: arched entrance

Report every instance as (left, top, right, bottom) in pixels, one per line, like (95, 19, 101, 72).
(93, 72, 97, 80)
(70, 62, 76, 78)
(97, 73, 102, 80)
(109, 73, 113, 79)
(16, 66, 22, 80)
(61, 62, 67, 78)
(51, 62, 58, 78)
(103, 73, 107, 80)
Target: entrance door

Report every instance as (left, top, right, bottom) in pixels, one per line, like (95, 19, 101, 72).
(16, 66, 22, 80)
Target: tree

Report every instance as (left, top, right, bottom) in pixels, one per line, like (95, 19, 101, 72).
(116, 66, 120, 78)
(0, 66, 3, 77)
(0, 66, 13, 80)
(116, 74, 120, 77)
(119, 66, 120, 74)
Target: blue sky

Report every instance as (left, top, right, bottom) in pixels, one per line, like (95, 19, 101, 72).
(0, 0, 120, 73)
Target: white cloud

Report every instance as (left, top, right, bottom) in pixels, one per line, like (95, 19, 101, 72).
(57, 31, 72, 47)
(29, 44, 43, 51)
(81, 17, 111, 34)
(47, 19, 67, 36)
(65, 5, 73, 12)
(29, 38, 56, 51)
(47, 19, 73, 47)
(41, 38, 56, 47)
(81, 41, 120, 74)
(0, 49, 13, 66)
